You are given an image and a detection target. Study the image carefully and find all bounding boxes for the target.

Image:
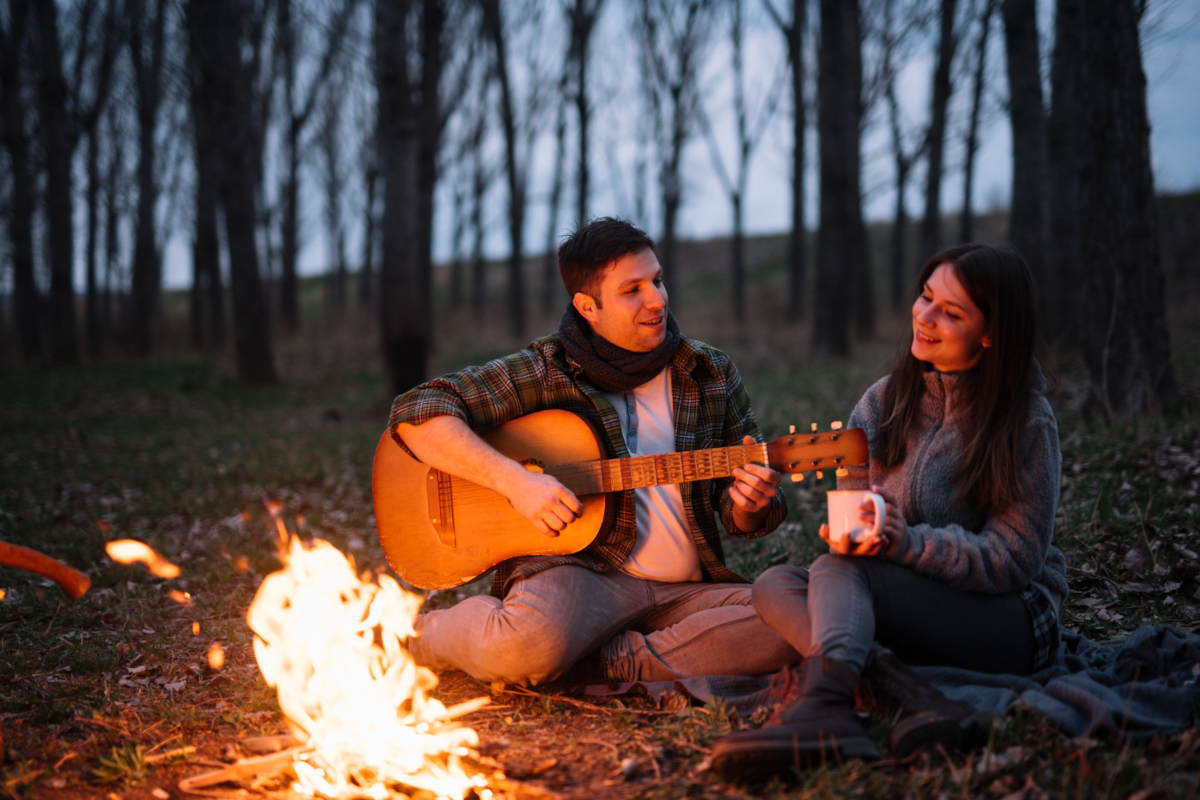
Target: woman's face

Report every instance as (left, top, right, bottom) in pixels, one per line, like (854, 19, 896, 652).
(911, 263, 991, 372)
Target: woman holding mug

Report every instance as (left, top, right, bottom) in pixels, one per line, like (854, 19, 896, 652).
(714, 244, 1068, 777)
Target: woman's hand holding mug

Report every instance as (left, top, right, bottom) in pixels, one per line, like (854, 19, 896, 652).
(820, 485, 905, 558)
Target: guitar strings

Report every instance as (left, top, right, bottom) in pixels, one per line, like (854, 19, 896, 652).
(428, 444, 768, 506)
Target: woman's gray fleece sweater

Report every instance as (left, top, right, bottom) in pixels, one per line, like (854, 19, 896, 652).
(840, 369, 1069, 617)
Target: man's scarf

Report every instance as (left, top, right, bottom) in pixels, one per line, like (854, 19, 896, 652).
(557, 304, 681, 393)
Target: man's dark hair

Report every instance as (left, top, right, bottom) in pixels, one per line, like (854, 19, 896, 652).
(558, 217, 657, 305)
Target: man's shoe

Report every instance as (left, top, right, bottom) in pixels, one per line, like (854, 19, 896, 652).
(857, 653, 987, 758)
(711, 656, 881, 782)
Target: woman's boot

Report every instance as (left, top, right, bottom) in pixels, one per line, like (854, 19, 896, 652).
(711, 656, 880, 782)
(857, 653, 986, 758)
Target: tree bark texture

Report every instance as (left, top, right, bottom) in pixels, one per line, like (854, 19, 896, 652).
(186, 0, 276, 384)
(1002, 0, 1050, 327)
(375, 0, 445, 397)
(918, 0, 958, 261)
(0, 0, 42, 362)
(960, 0, 995, 243)
(570, 0, 604, 226)
(361, 161, 378, 309)
(814, 0, 867, 356)
(1046, 0, 1081, 344)
(126, 0, 168, 357)
(187, 36, 226, 351)
(33, 0, 80, 364)
(85, 128, 103, 357)
(786, 3, 807, 321)
(103, 103, 123, 342)
(543, 84, 568, 314)
(481, 0, 526, 337)
(1051, 0, 1178, 414)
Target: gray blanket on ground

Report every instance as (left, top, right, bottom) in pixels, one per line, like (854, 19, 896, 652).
(584, 625, 1200, 739)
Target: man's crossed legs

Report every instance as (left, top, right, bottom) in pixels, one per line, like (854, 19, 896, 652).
(408, 565, 800, 686)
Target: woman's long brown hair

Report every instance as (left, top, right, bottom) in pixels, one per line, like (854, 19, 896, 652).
(875, 244, 1039, 516)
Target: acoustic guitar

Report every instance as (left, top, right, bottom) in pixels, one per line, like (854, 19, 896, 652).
(373, 409, 868, 590)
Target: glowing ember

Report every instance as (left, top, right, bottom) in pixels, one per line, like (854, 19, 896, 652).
(247, 536, 489, 799)
(105, 539, 181, 578)
(169, 589, 193, 606)
(208, 641, 226, 670)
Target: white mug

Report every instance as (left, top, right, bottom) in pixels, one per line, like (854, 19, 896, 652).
(826, 490, 886, 548)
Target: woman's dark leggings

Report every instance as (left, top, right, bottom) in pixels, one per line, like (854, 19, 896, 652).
(753, 556, 1035, 676)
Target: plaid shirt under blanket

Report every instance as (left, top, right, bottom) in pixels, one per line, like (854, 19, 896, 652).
(388, 333, 788, 598)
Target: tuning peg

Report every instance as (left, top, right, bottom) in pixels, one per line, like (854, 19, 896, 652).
(790, 472, 804, 482)
(836, 467, 849, 478)
(831, 421, 843, 430)
(789, 424, 796, 434)
(810, 423, 818, 432)
(816, 470, 824, 480)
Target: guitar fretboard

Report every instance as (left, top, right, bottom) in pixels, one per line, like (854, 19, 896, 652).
(544, 442, 770, 496)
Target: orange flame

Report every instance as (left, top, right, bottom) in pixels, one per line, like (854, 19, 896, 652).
(105, 540, 181, 578)
(247, 537, 489, 799)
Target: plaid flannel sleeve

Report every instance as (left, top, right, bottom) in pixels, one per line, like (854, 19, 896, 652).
(713, 358, 788, 538)
(387, 347, 550, 438)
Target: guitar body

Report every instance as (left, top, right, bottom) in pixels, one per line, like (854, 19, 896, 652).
(373, 410, 614, 590)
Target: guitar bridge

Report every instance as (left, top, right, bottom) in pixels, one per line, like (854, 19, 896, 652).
(425, 468, 456, 547)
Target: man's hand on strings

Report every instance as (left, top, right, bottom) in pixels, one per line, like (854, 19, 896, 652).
(506, 469, 583, 537)
(730, 435, 781, 529)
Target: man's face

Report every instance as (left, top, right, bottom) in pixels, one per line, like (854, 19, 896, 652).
(573, 249, 669, 353)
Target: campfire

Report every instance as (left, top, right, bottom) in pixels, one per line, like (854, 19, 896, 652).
(105, 527, 494, 798)
(246, 535, 492, 799)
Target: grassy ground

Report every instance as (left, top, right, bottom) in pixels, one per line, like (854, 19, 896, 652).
(2, 268, 1199, 799)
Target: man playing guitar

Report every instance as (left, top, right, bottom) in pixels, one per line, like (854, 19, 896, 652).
(389, 217, 798, 686)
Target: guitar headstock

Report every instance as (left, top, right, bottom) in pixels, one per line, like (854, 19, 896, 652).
(766, 423, 868, 481)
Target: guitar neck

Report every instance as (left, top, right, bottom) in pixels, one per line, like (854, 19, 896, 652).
(544, 442, 770, 496)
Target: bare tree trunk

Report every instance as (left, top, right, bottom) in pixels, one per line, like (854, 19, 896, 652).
(960, 0, 995, 242)
(481, 0, 526, 338)
(85, 128, 103, 357)
(361, 160, 378, 310)
(570, 0, 604, 225)
(279, 0, 300, 330)
(787, 3, 806, 321)
(730, 0, 746, 324)
(543, 84, 568, 313)
(376, 0, 446, 396)
(470, 139, 488, 318)
(813, 0, 865, 356)
(186, 0, 276, 384)
(33, 0, 79, 365)
(103, 103, 123, 343)
(275, 0, 357, 330)
(765, 0, 807, 321)
(126, 0, 168, 358)
(0, 0, 42, 362)
(1047, 0, 1081, 344)
(1002, 0, 1050, 327)
(321, 81, 347, 315)
(918, 0, 958, 260)
(1056, 0, 1178, 414)
(188, 32, 225, 350)
(191, 127, 223, 349)
(639, 0, 715, 304)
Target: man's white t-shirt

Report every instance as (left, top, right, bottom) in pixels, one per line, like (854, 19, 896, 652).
(602, 368, 703, 583)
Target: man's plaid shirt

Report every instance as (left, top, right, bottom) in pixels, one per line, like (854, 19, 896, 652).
(388, 333, 788, 597)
